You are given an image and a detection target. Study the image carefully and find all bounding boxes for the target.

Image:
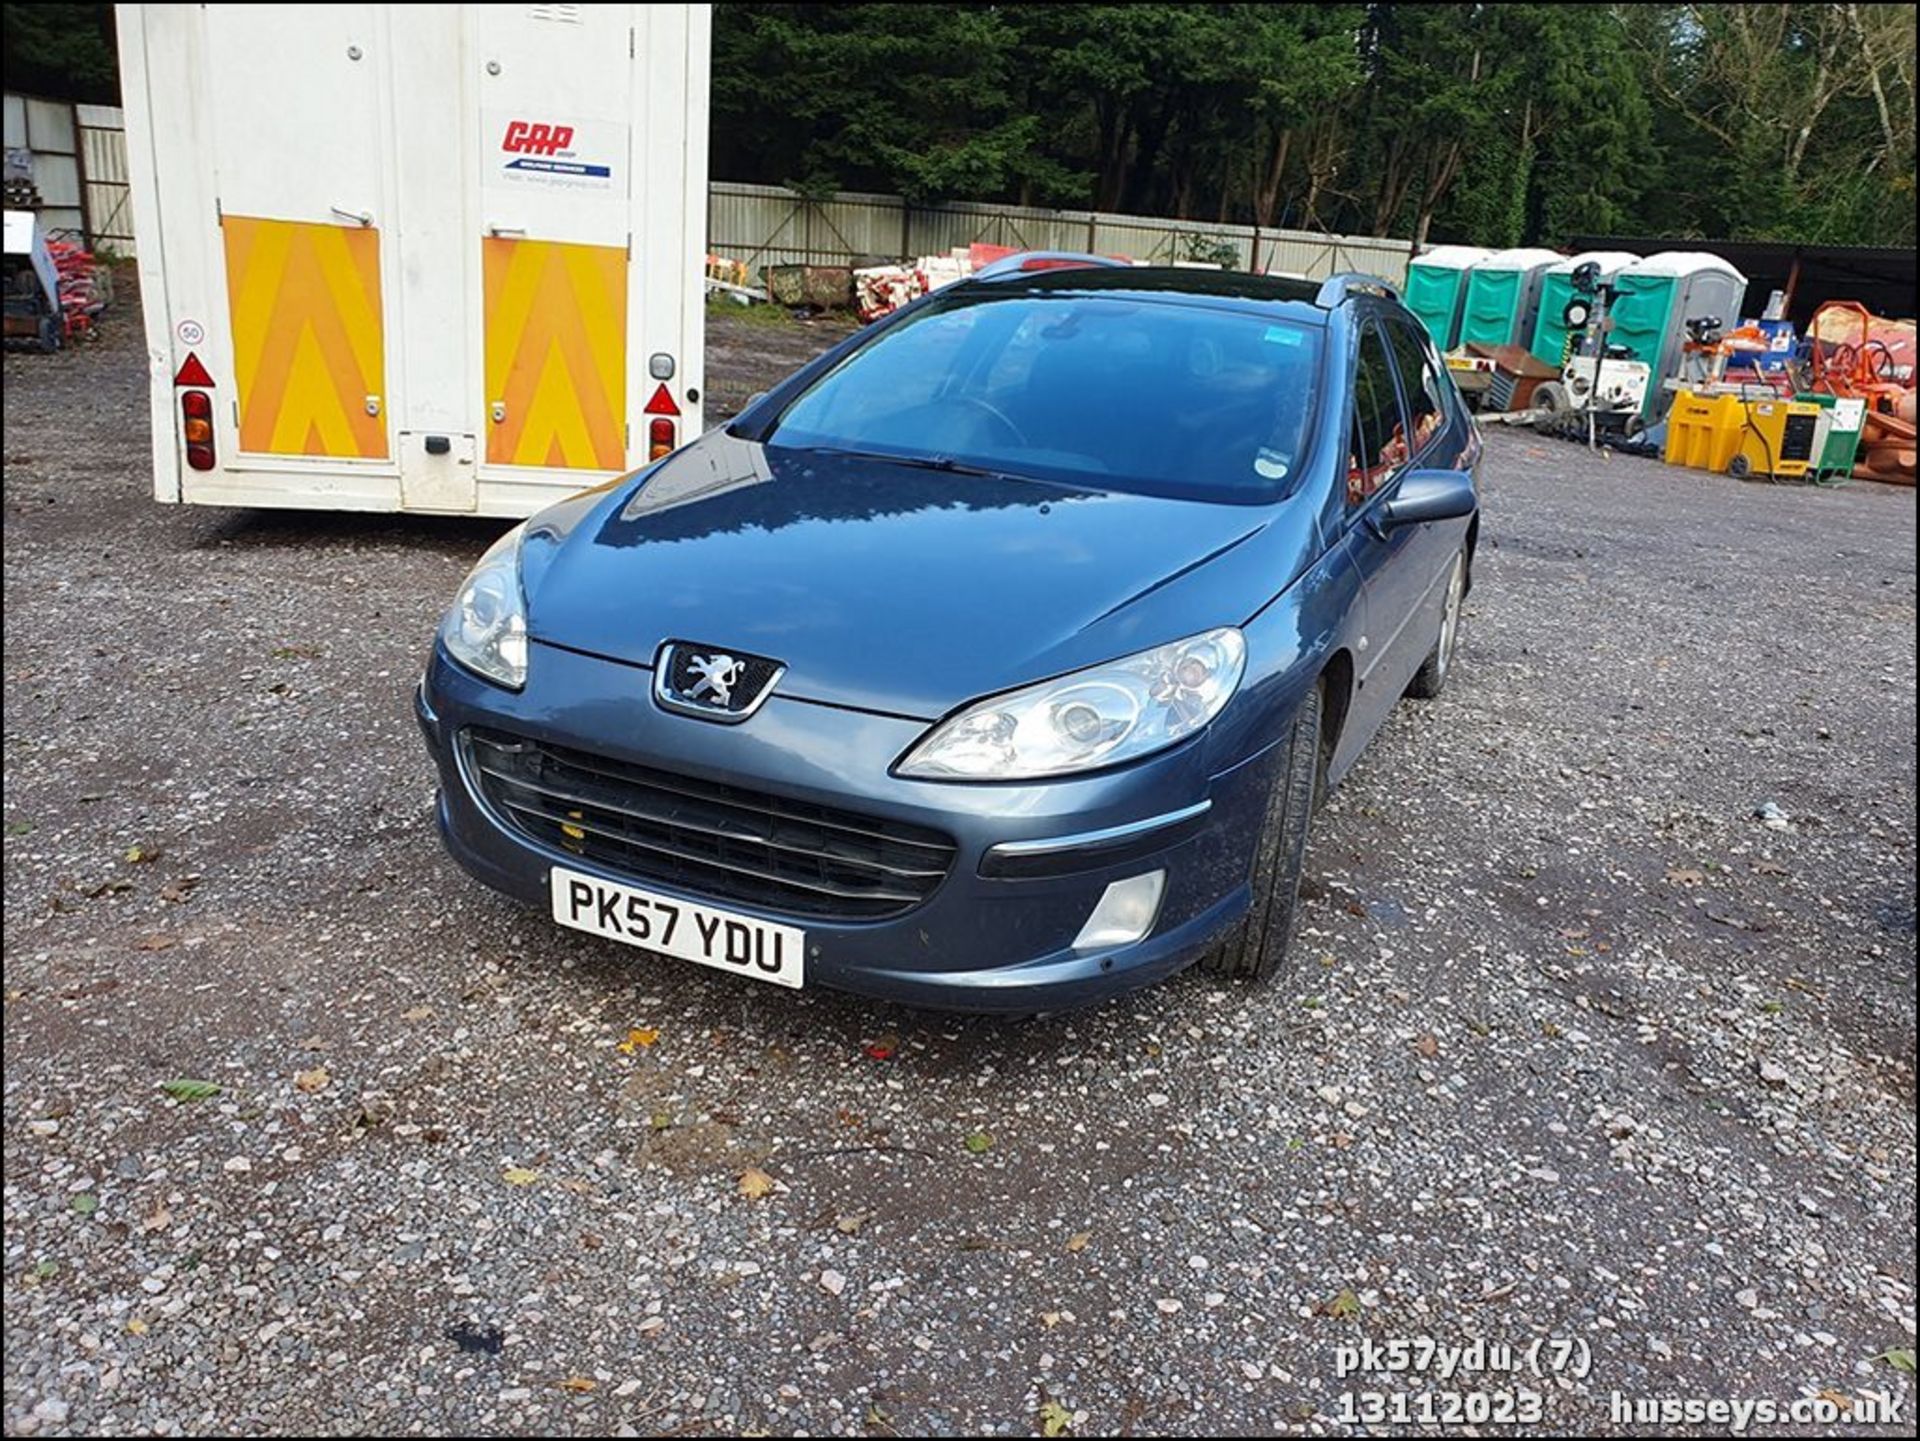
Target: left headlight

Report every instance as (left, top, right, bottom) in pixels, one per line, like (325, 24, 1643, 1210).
(439, 523, 528, 690)
(897, 627, 1245, 781)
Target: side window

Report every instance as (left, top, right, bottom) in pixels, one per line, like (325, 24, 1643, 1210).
(1384, 319, 1446, 459)
(1348, 324, 1400, 508)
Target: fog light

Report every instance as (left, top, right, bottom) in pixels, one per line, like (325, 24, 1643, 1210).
(1072, 870, 1166, 951)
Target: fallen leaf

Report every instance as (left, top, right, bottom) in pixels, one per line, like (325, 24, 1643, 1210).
(1324, 1288, 1361, 1320)
(1064, 1231, 1091, 1253)
(617, 1027, 660, 1054)
(560, 1376, 596, 1393)
(865, 1402, 891, 1428)
(737, 1166, 775, 1199)
(863, 1033, 898, 1061)
(158, 876, 201, 903)
(1817, 1388, 1852, 1413)
(834, 1212, 870, 1235)
(136, 935, 175, 952)
(125, 844, 160, 864)
(1413, 1034, 1439, 1059)
(1039, 1311, 1064, 1329)
(139, 1204, 172, 1234)
(501, 1166, 542, 1186)
(125, 1317, 148, 1336)
(294, 1066, 330, 1094)
(158, 1078, 220, 1102)
(1038, 1400, 1073, 1437)
(1881, 1347, 1916, 1374)
(71, 1193, 99, 1215)
(401, 1005, 434, 1022)
(1665, 867, 1706, 886)
(963, 1130, 993, 1154)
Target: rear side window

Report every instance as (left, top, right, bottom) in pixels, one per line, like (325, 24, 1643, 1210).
(1383, 319, 1447, 460)
(1348, 324, 1400, 507)
(768, 294, 1325, 504)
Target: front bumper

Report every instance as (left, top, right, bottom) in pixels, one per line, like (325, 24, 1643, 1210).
(415, 640, 1281, 1012)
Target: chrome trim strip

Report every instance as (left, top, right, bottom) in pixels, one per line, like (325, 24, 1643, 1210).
(984, 800, 1212, 861)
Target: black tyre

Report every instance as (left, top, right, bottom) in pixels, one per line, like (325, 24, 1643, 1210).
(1407, 549, 1467, 699)
(1727, 453, 1753, 479)
(1531, 381, 1569, 434)
(1200, 683, 1322, 983)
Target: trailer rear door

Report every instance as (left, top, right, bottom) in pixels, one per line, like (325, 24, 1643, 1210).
(475, 6, 633, 476)
(205, 6, 392, 463)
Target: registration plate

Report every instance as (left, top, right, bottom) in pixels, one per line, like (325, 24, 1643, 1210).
(549, 866, 805, 989)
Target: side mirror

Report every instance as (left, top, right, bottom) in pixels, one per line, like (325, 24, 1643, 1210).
(1372, 469, 1476, 535)
(745, 391, 768, 409)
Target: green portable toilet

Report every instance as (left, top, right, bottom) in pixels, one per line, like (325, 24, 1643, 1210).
(1606, 251, 1747, 417)
(1456, 248, 1563, 352)
(1529, 251, 1641, 367)
(1403, 246, 1493, 352)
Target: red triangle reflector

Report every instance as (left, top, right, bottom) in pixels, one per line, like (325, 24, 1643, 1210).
(173, 352, 215, 387)
(643, 383, 680, 417)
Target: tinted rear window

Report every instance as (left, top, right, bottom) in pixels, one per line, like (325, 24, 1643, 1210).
(767, 293, 1324, 503)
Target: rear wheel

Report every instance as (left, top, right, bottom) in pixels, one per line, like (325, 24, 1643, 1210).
(1200, 684, 1322, 984)
(1531, 380, 1569, 434)
(1407, 550, 1466, 699)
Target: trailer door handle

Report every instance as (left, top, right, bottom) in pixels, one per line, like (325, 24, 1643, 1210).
(330, 206, 373, 227)
(488, 223, 526, 237)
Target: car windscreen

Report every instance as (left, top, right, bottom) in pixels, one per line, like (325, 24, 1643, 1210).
(764, 292, 1325, 504)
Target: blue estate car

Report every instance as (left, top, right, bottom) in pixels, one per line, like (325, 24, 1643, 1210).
(415, 256, 1481, 1011)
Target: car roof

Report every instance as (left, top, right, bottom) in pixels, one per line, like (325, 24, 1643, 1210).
(956, 264, 1335, 326)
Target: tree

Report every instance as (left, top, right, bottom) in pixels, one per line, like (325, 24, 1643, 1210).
(701, 3, 1909, 248)
(2, 3, 117, 103)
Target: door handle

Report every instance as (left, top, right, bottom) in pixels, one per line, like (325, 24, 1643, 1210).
(488, 223, 526, 237)
(330, 205, 373, 227)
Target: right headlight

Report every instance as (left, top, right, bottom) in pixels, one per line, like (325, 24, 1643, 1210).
(439, 524, 528, 690)
(897, 628, 1245, 780)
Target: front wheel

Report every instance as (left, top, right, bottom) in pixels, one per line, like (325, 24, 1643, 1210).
(1407, 550, 1466, 699)
(1200, 683, 1322, 984)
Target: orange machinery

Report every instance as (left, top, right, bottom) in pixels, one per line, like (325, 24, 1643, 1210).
(1806, 301, 1917, 486)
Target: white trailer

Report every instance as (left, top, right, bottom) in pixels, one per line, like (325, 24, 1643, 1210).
(116, 3, 711, 516)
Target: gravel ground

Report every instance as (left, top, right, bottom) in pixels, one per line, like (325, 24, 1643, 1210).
(4, 291, 1915, 1437)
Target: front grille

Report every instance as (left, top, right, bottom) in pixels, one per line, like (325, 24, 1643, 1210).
(463, 729, 955, 921)
(1780, 411, 1818, 463)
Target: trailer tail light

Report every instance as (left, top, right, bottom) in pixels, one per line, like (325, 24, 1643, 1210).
(180, 390, 216, 471)
(648, 416, 676, 461)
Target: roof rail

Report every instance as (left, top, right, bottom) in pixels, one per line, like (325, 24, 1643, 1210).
(1314, 272, 1399, 307)
(971, 251, 1134, 282)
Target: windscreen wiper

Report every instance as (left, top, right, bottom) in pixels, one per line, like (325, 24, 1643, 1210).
(800, 446, 1010, 480)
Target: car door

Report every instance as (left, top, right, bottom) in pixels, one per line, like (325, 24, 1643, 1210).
(1330, 316, 1431, 774)
(1376, 314, 1473, 680)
